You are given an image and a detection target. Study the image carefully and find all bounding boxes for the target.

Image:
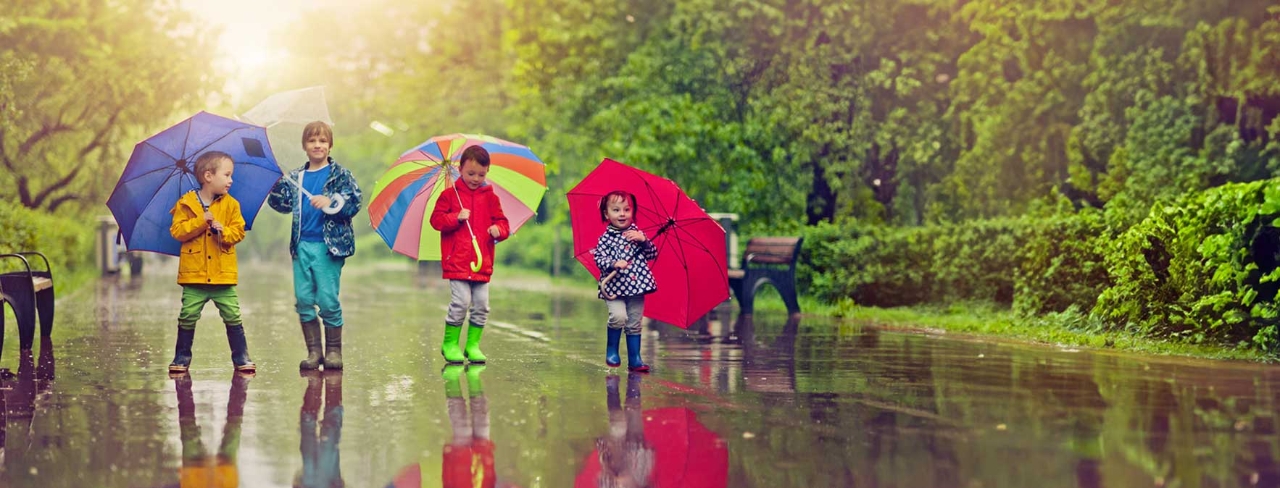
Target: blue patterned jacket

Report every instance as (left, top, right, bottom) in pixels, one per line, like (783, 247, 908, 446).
(267, 158, 362, 258)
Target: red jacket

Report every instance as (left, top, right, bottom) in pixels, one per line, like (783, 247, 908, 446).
(430, 179, 510, 282)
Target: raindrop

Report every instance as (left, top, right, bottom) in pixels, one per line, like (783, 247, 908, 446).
(996, 424, 1007, 431)
(742, 432, 755, 439)
(977, 354, 985, 358)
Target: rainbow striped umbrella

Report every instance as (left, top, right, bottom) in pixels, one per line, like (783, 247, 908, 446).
(368, 134, 547, 260)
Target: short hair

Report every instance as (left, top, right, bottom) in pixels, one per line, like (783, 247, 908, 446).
(599, 191, 637, 223)
(460, 145, 490, 168)
(193, 151, 233, 183)
(301, 121, 334, 147)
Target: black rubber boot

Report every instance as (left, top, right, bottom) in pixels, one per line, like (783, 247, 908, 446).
(323, 327, 343, 370)
(169, 327, 195, 374)
(226, 325, 256, 373)
(299, 319, 323, 370)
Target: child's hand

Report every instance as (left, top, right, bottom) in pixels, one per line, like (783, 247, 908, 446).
(457, 209, 471, 221)
(310, 195, 332, 209)
(211, 221, 224, 233)
(204, 210, 214, 223)
(488, 225, 501, 238)
(623, 230, 647, 242)
(614, 259, 630, 269)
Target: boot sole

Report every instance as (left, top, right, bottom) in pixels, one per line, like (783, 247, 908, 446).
(168, 365, 189, 373)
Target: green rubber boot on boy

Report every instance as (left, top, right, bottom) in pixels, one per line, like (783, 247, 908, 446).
(441, 324, 465, 364)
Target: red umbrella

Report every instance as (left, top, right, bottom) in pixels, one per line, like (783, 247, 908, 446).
(574, 408, 729, 488)
(567, 159, 729, 328)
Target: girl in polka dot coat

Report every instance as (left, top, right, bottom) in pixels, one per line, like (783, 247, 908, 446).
(594, 191, 658, 372)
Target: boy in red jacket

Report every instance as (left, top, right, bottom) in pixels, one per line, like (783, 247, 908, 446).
(430, 146, 510, 363)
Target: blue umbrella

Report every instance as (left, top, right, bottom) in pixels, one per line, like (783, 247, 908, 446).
(106, 111, 282, 256)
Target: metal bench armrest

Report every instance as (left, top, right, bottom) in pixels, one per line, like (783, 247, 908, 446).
(0, 253, 34, 276)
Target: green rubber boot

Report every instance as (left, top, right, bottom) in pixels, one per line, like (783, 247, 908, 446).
(441, 324, 465, 364)
(464, 323, 487, 363)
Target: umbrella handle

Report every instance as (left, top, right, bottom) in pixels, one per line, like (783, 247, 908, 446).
(600, 270, 620, 300)
(449, 169, 484, 272)
(286, 173, 344, 215)
(470, 237, 483, 272)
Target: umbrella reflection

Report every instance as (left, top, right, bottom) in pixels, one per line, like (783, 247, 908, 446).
(172, 371, 250, 488)
(1, 338, 55, 468)
(295, 370, 344, 488)
(575, 374, 729, 488)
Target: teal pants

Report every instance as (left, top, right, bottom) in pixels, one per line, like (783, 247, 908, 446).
(178, 285, 241, 329)
(294, 240, 346, 327)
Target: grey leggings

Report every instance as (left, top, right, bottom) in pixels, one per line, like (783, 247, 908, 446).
(446, 280, 489, 327)
(606, 296, 645, 335)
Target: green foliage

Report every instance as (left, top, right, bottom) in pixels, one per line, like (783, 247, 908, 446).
(1095, 179, 1280, 351)
(800, 218, 1022, 308)
(1014, 208, 1111, 315)
(0, 0, 218, 212)
(0, 199, 92, 276)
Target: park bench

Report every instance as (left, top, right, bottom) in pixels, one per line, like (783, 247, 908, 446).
(727, 237, 803, 316)
(0, 252, 56, 359)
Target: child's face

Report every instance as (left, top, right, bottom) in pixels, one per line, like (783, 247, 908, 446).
(459, 159, 488, 190)
(304, 134, 331, 163)
(605, 197, 633, 228)
(203, 158, 234, 195)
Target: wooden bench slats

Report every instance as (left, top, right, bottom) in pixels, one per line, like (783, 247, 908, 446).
(744, 237, 802, 265)
(32, 277, 52, 292)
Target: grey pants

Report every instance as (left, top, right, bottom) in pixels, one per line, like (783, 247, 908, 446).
(606, 296, 645, 335)
(446, 280, 490, 327)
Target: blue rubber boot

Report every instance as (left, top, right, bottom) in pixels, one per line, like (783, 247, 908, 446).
(625, 334, 650, 373)
(605, 328, 622, 367)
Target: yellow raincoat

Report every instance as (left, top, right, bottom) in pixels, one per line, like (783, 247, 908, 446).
(170, 191, 245, 285)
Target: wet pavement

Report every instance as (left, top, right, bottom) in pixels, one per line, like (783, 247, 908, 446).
(3, 259, 1280, 487)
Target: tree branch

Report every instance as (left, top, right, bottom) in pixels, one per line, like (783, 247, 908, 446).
(78, 109, 120, 159)
(30, 163, 85, 209)
(18, 120, 73, 155)
(16, 175, 34, 208)
(0, 127, 16, 172)
(46, 194, 78, 213)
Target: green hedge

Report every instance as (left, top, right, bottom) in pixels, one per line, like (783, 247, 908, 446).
(0, 200, 94, 277)
(801, 179, 1280, 352)
(1094, 181, 1280, 350)
(800, 219, 1023, 308)
(1014, 209, 1111, 316)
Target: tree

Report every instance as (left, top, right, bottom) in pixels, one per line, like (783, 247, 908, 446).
(0, 0, 218, 212)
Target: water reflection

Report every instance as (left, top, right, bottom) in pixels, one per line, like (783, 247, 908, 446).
(1, 338, 55, 469)
(387, 365, 499, 488)
(296, 370, 344, 488)
(576, 373, 729, 488)
(172, 372, 249, 488)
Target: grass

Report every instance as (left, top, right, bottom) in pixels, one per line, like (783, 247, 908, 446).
(748, 287, 1277, 363)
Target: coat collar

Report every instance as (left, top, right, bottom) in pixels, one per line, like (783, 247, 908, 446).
(606, 223, 637, 234)
(179, 190, 223, 212)
(452, 177, 493, 196)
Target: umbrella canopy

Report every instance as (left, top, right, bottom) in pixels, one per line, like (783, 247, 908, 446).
(368, 134, 546, 260)
(567, 159, 729, 328)
(574, 408, 729, 488)
(106, 111, 281, 256)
